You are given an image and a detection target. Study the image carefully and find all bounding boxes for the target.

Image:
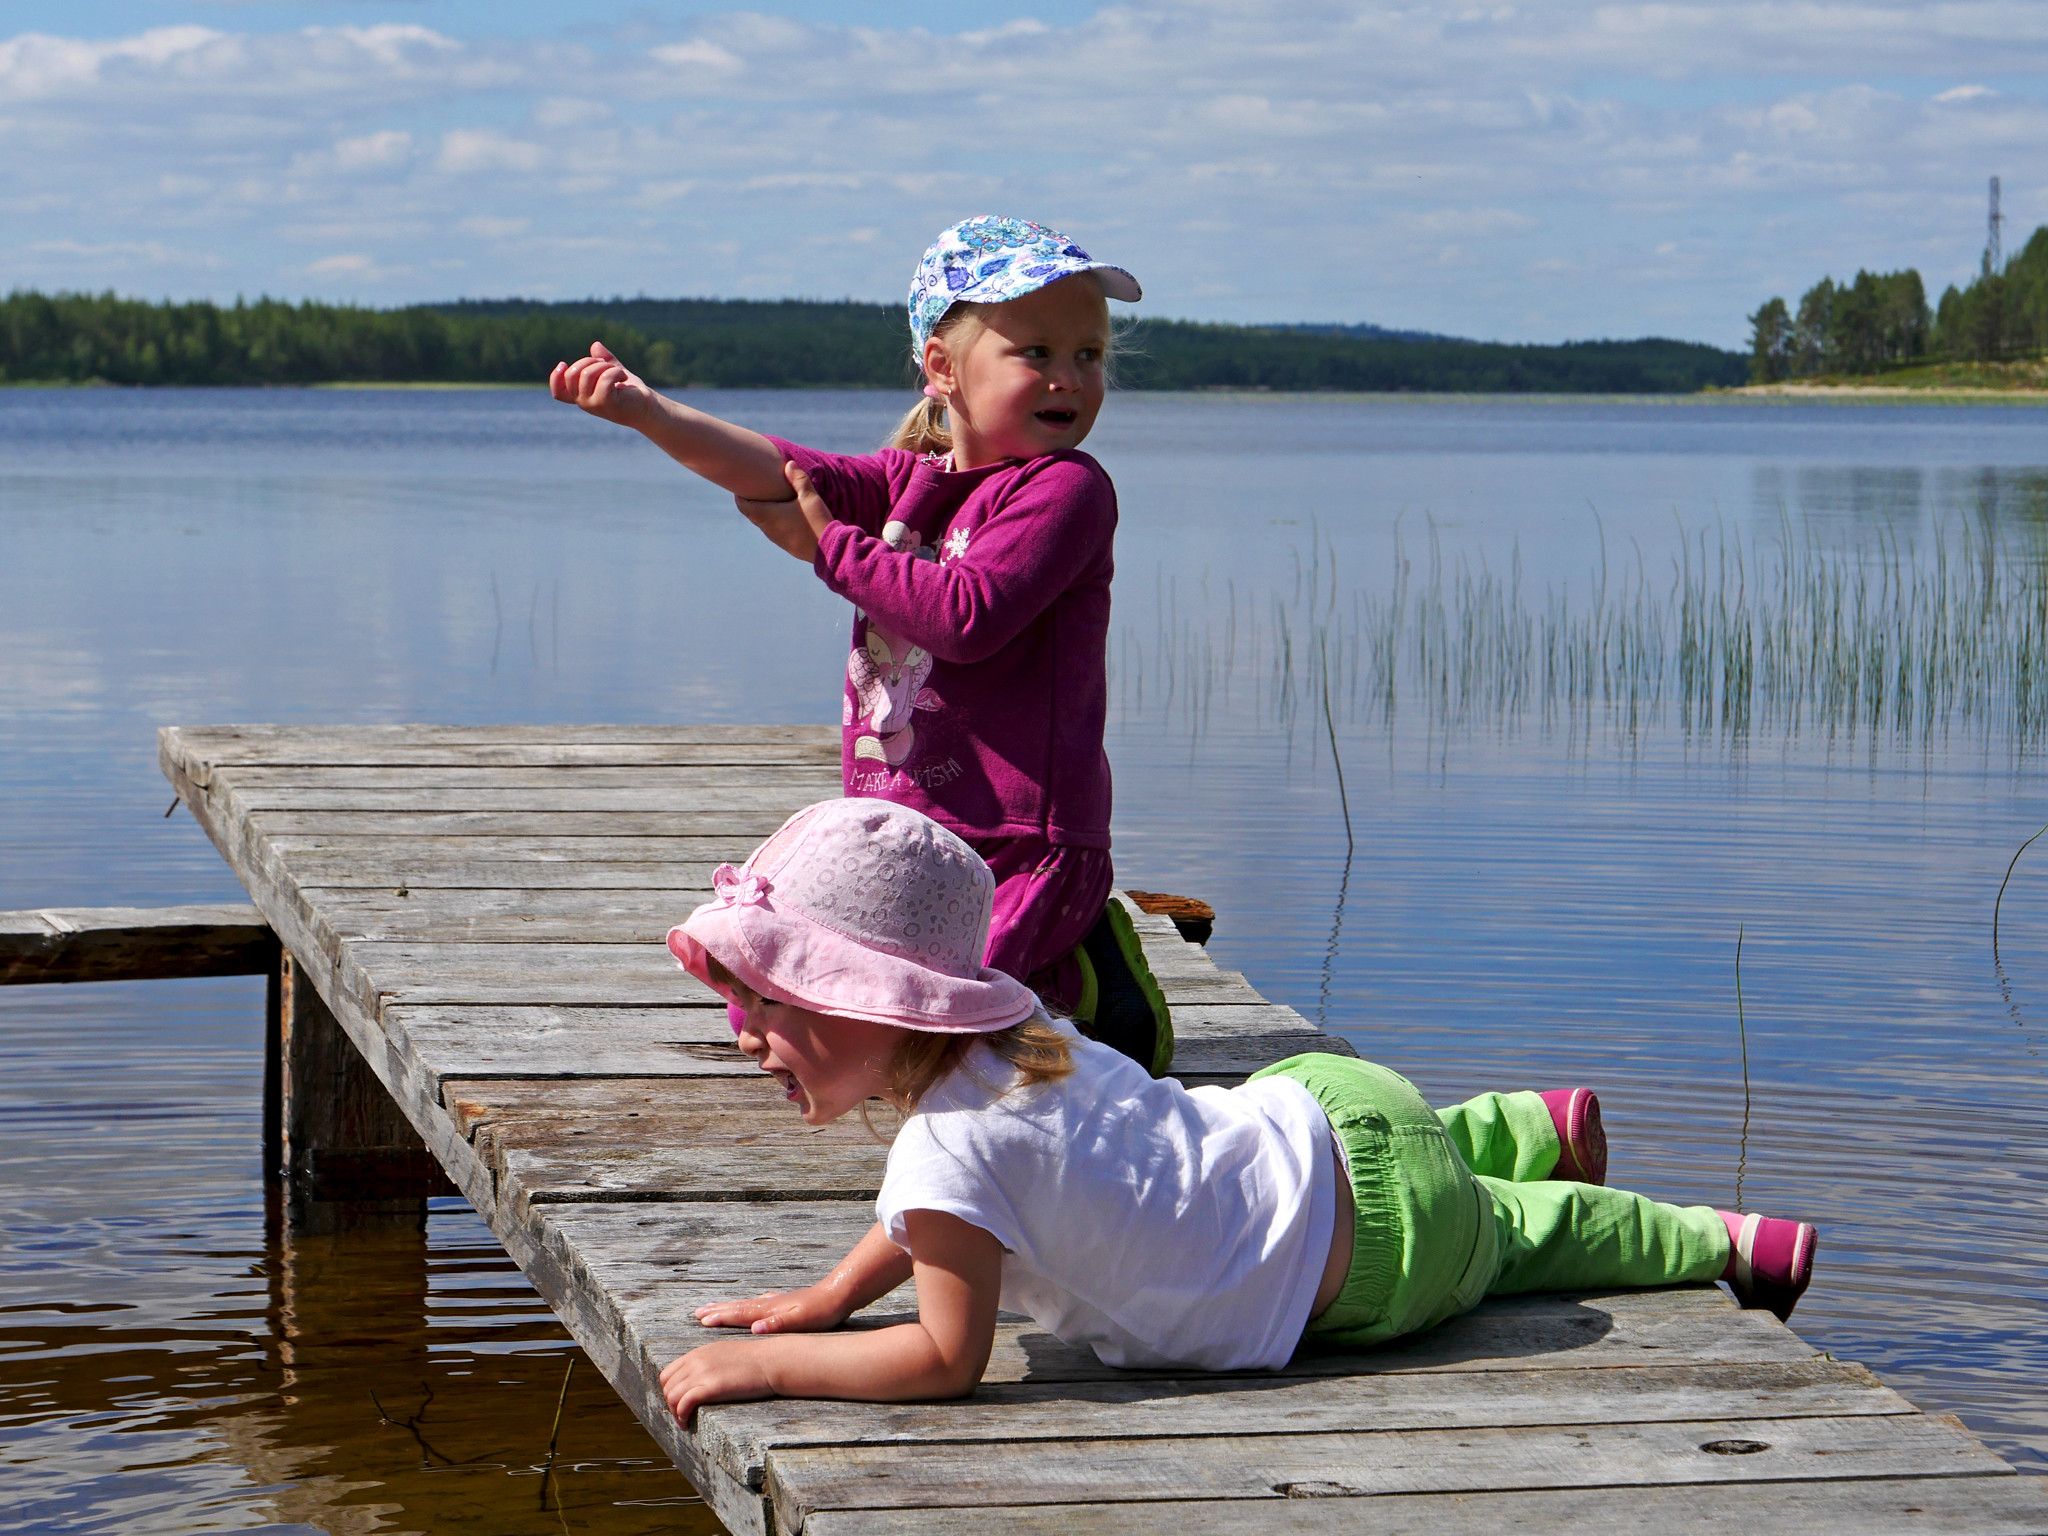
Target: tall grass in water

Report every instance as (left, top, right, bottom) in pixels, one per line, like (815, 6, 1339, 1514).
(1116, 517, 2048, 758)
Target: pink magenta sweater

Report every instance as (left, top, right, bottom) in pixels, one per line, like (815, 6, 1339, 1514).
(768, 437, 1116, 850)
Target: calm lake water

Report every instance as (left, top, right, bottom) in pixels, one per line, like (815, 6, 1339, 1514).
(5, 386, 2048, 1532)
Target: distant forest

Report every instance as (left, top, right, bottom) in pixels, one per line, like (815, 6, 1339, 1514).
(0, 289, 1748, 393)
(1748, 223, 2048, 381)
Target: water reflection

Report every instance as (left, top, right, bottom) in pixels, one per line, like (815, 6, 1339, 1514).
(0, 1175, 709, 1534)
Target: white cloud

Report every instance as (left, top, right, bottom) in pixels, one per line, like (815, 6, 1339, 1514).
(648, 39, 744, 73)
(436, 129, 544, 174)
(30, 237, 207, 266)
(2, 2, 2042, 343)
(333, 130, 412, 172)
(534, 97, 610, 128)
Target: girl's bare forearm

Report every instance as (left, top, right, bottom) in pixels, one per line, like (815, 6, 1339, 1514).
(817, 1223, 916, 1315)
(634, 394, 792, 500)
(759, 1321, 984, 1402)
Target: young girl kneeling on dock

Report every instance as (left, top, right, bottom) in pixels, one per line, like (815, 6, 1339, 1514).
(551, 217, 1169, 1072)
(656, 798, 1819, 1422)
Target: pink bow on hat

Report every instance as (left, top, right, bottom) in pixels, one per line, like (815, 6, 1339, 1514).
(711, 864, 772, 908)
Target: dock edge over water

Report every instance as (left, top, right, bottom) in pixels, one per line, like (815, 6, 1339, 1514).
(157, 723, 2048, 1535)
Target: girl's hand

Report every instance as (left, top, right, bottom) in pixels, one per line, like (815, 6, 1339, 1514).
(658, 1338, 776, 1426)
(734, 460, 835, 563)
(694, 1282, 850, 1335)
(548, 341, 652, 425)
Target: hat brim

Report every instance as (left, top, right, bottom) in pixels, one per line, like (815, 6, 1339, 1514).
(1084, 263, 1142, 304)
(668, 899, 1038, 1034)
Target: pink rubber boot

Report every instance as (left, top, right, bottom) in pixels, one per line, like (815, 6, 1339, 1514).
(1719, 1211, 1818, 1322)
(1538, 1088, 1607, 1185)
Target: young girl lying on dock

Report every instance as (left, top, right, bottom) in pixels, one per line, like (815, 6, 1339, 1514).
(656, 798, 1819, 1423)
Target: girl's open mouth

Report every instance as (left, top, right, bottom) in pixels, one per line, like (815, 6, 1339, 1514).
(1035, 409, 1078, 426)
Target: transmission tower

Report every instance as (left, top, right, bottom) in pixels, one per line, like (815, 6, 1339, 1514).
(1986, 175, 2004, 274)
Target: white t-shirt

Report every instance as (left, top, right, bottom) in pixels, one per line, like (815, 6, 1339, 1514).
(875, 1020, 1336, 1371)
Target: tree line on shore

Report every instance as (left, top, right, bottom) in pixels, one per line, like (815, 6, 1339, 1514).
(1748, 223, 2048, 381)
(0, 288, 1747, 393)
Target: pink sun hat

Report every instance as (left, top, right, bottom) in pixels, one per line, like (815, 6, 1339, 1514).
(666, 798, 1038, 1033)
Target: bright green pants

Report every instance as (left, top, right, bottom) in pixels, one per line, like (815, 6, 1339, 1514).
(1251, 1054, 1731, 1350)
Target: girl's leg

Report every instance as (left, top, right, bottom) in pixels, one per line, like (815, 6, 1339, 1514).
(1436, 1092, 1562, 1182)
(1478, 1175, 1729, 1296)
(1438, 1089, 1606, 1184)
(980, 837, 1170, 1072)
(980, 836, 1110, 1007)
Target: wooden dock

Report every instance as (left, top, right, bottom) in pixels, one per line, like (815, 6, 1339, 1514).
(155, 723, 2048, 1535)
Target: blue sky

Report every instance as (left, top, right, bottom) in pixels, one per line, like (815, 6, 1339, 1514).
(4, 1, 2043, 346)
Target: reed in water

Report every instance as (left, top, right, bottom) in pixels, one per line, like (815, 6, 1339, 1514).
(1116, 512, 2048, 758)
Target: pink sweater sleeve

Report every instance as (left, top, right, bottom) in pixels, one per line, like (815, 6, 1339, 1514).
(811, 458, 1115, 666)
(765, 436, 906, 538)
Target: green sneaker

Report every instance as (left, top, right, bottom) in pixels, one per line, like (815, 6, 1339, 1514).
(1072, 898, 1174, 1076)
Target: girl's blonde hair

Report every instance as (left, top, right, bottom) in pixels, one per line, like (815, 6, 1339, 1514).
(888, 304, 986, 457)
(886, 274, 1116, 457)
(704, 955, 1074, 1124)
(886, 1014, 1073, 1113)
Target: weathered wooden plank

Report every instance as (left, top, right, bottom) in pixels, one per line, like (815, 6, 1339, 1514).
(292, 857, 726, 888)
(217, 782, 835, 813)
(310, 887, 712, 944)
(698, 1359, 1910, 1488)
(165, 722, 838, 751)
(248, 810, 804, 837)
(444, 1074, 792, 1134)
(0, 903, 277, 984)
(344, 941, 1278, 1012)
(345, 941, 715, 1007)
(798, 1476, 2048, 1536)
(216, 764, 842, 789)
(1140, 946, 1252, 982)
(448, 1078, 889, 1209)
(499, 1133, 889, 1210)
(189, 742, 839, 769)
(276, 832, 753, 862)
(765, 1413, 2009, 1524)
(399, 1007, 746, 1086)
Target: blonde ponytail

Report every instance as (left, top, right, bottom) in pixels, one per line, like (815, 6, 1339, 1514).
(886, 303, 994, 456)
(887, 394, 953, 456)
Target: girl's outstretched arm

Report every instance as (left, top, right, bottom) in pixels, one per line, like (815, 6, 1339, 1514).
(692, 1220, 911, 1335)
(659, 1210, 1002, 1424)
(548, 341, 791, 501)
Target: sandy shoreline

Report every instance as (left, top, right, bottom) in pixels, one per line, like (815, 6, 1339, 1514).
(1730, 382, 2048, 400)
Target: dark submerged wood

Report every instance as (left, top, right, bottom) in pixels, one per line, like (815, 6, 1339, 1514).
(158, 723, 2048, 1536)
(1122, 890, 1217, 945)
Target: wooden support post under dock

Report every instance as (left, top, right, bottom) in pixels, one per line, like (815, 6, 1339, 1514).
(153, 723, 2048, 1535)
(276, 949, 455, 1211)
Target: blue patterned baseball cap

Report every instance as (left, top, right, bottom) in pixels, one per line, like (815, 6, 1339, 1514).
(909, 216, 1141, 355)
